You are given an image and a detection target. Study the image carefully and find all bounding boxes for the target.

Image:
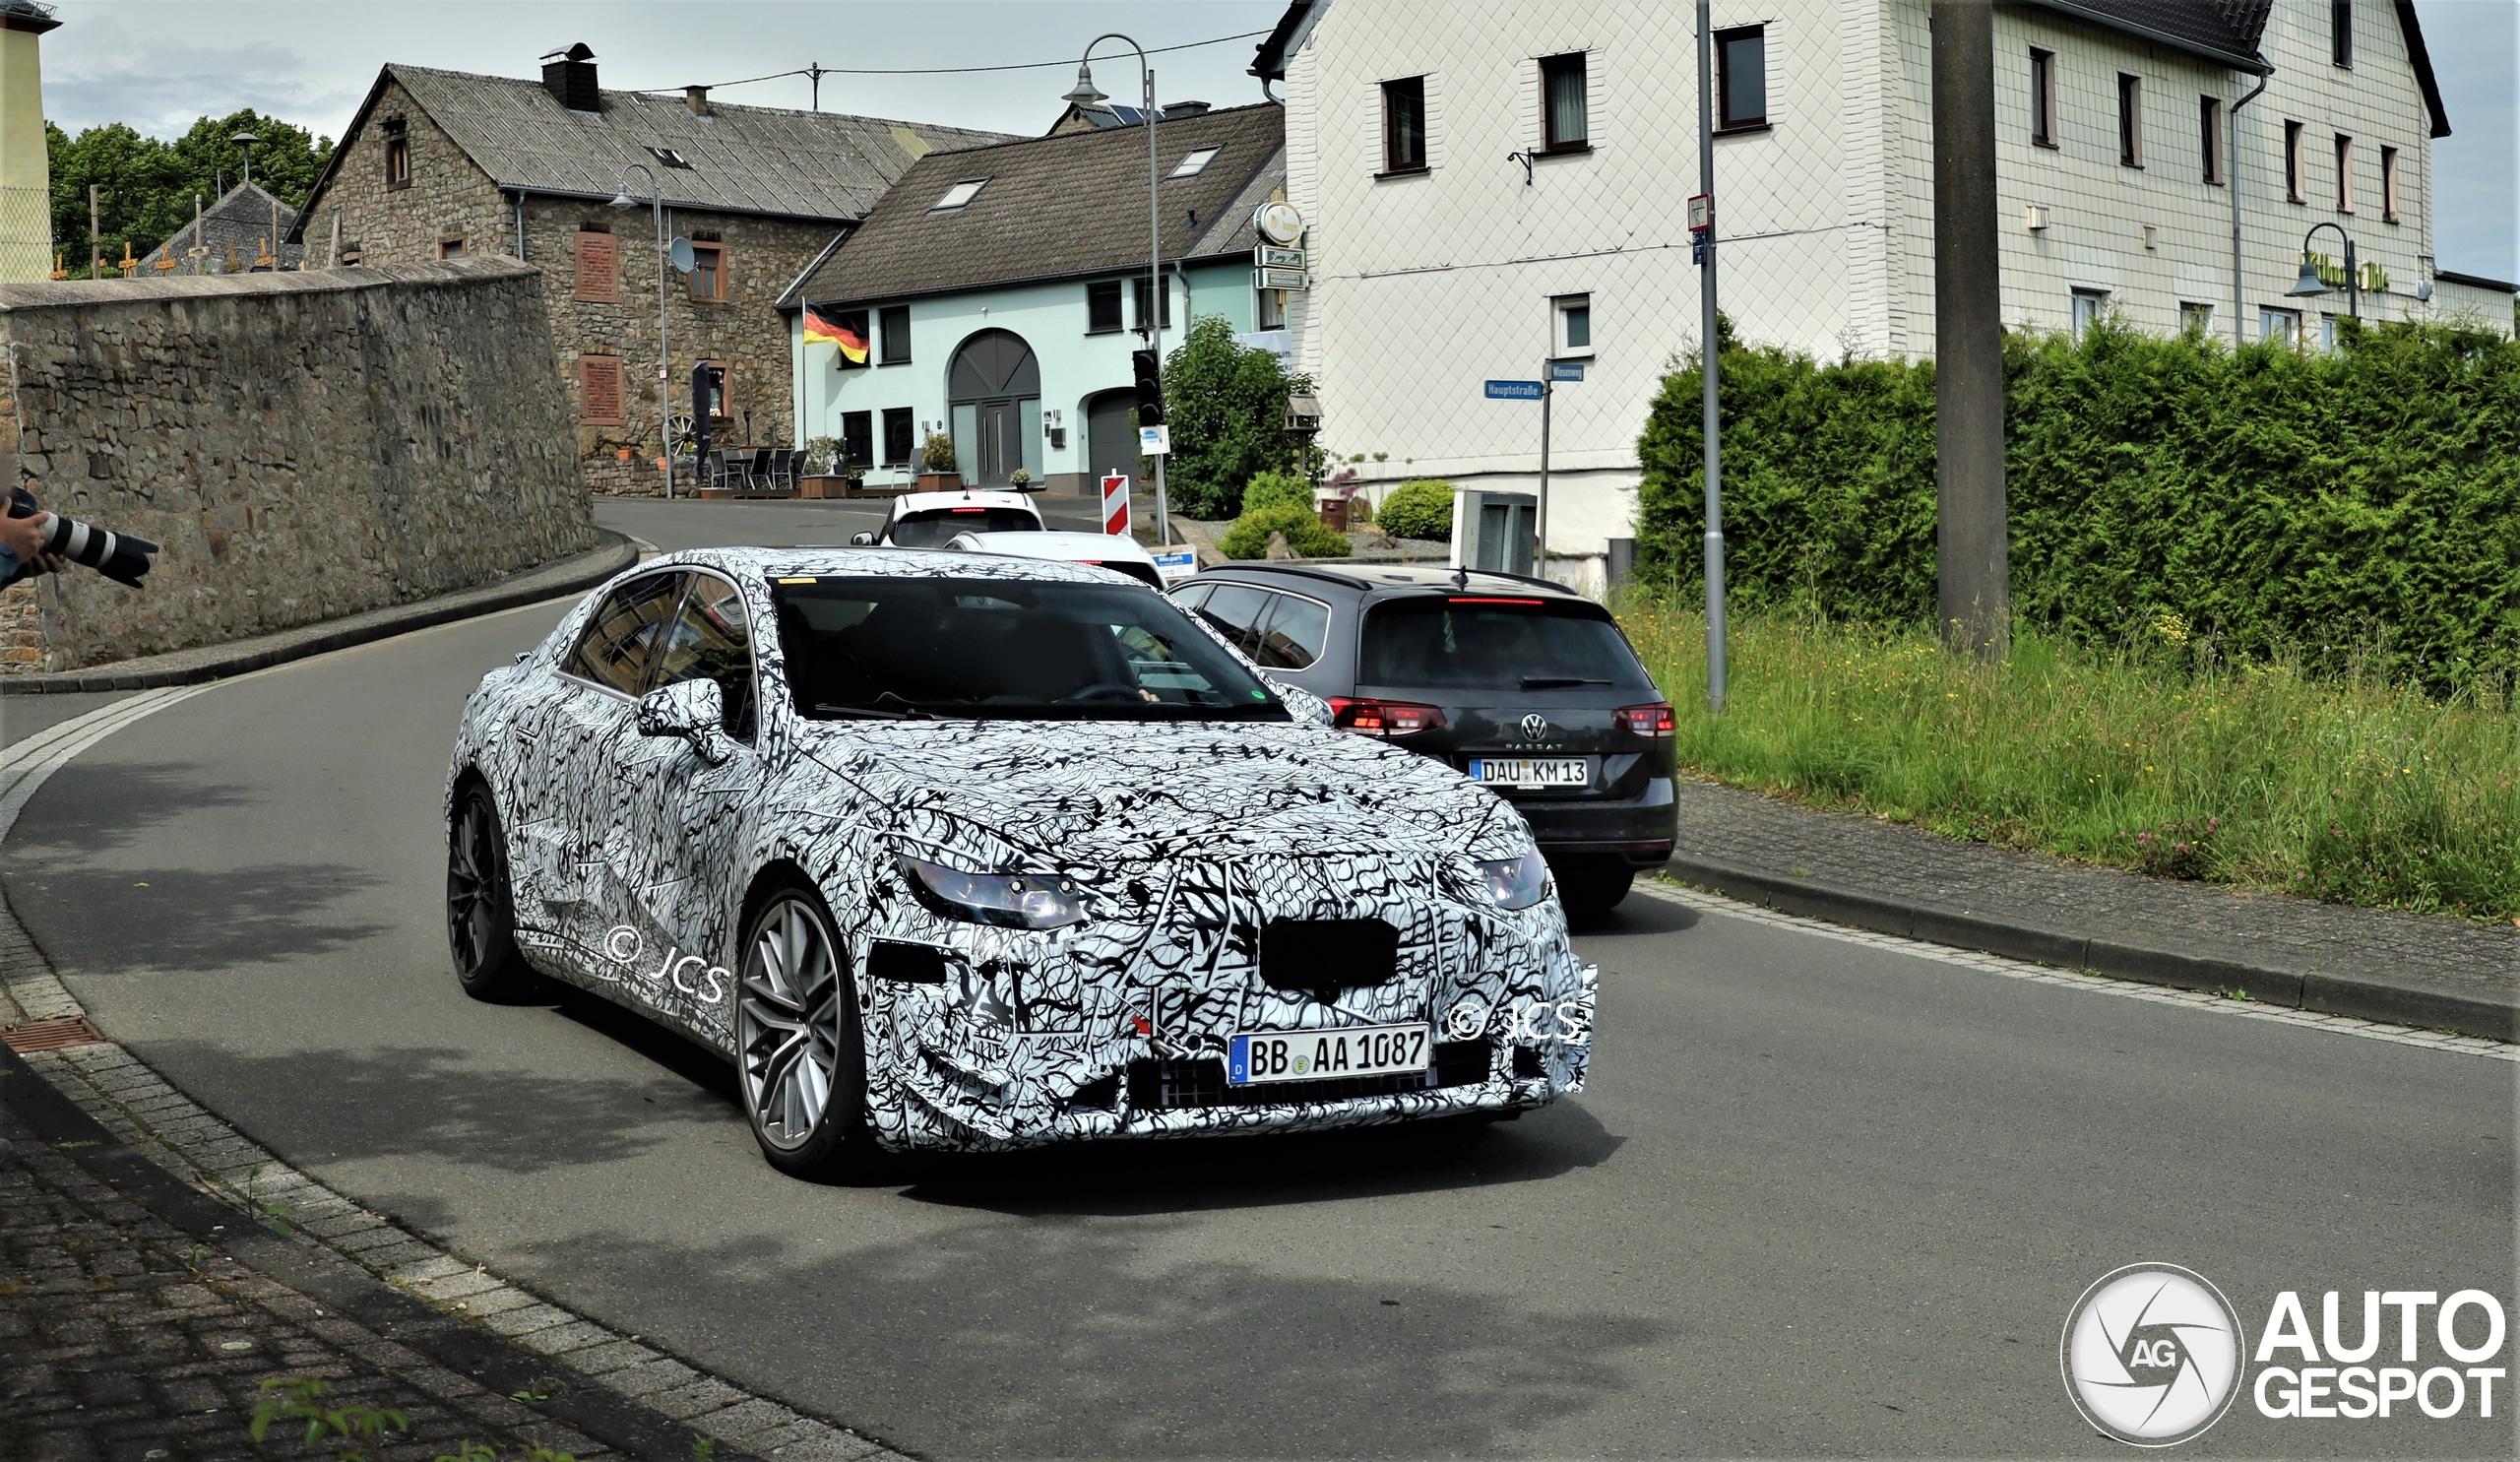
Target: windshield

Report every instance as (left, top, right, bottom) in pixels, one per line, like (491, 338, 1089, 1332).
(1359, 596, 1654, 693)
(773, 576, 1288, 721)
(890, 507, 1039, 547)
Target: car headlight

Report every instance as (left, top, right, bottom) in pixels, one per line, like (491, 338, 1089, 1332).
(1478, 853, 1550, 911)
(900, 857, 1088, 930)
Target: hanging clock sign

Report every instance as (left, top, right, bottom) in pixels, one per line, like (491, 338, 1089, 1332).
(1254, 201, 1305, 246)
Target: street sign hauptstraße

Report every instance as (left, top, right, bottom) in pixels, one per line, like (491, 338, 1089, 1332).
(1484, 380, 1544, 400)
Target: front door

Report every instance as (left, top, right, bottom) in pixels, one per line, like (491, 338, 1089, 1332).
(976, 400, 1018, 483)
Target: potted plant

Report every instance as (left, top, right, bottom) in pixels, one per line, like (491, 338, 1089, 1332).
(915, 431, 959, 491)
(1007, 468, 1033, 490)
(798, 435, 849, 499)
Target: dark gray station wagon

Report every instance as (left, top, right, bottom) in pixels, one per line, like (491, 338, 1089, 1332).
(1172, 564, 1676, 914)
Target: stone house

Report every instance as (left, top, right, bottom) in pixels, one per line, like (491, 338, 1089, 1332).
(787, 103, 1287, 494)
(1253, 0, 2495, 590)
(288, 43, 1010, 494)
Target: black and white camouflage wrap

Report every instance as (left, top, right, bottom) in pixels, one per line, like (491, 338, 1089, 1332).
(447, 547, 1595, 1152)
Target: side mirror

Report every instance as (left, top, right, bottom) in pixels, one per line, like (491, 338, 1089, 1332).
(849, 531, 876, 546)
(636, 679, 734, 765)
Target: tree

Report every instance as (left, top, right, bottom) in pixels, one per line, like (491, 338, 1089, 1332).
(46, 109, 334, 278)
(1161, 314, 1309, 519)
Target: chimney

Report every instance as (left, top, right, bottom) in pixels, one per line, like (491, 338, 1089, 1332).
(685, 85, 710, 116)
(539, 42, 598, 112)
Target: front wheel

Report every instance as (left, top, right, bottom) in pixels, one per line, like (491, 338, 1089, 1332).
(447, 783, 537, 999)
(735, 880, 881, 1180)
(1549, 855, 1635, 919)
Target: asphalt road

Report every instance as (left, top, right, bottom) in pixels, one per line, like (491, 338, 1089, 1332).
(2, 499, 2510, 1458)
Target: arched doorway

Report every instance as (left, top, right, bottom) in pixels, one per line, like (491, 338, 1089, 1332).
(947, 329, 1040, 486)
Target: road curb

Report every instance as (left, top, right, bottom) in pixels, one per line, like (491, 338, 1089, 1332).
(0, 531, 637, 694)
(1663, 855, 2517, 1042)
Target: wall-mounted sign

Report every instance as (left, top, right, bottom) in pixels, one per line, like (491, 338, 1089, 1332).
(1254, 201, 1305, 246)
(1255, 266, 1308, 291)
(1257, 245, 1306, 269)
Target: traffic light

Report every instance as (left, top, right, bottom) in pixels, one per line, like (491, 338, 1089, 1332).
(1132, 349, 1164, 427)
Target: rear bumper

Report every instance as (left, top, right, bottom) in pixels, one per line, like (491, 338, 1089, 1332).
(1518, 777, 1678, 866)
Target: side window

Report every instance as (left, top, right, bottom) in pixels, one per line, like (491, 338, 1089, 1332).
(562, 573, 687, 695)
(1194, 584, 1273, 657)
(1252, 595, 1330, 670)
(1168, 582, 1214, 613)
(653, 573, 758, 741)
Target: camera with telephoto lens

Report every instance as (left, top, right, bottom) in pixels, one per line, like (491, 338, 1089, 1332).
(2, 486, 158, 589)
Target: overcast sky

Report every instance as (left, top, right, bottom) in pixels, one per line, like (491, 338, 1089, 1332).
(32, 0, 2516, 281)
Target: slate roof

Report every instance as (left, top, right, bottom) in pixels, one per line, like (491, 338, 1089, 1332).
(291, 62, 1015, 238)
(146, 182, 304, 272)
(794, 102, 1285, 308)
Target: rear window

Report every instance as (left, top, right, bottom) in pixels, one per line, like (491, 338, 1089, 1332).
(1358, 596, 1651, 692)
(892, 507, 1037, 546)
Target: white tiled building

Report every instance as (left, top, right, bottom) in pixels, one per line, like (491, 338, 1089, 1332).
(1254, 0, 2502, 590)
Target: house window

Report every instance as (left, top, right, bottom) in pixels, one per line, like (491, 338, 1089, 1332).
(340, 243, 364, 267)
(1257, 286, 1288, 330)
(882, 407, 914, 468)
(2201, 96, 2224, 184)
(573, 227, 618, 302)
(438, 234, 467, 260)
(2321, 313, 2341, 350)
(833, 310, 870, 370)
(2332, 0, 2353, 66)
(2030, 50, 2057, 148)
(2116, 75, 2142, 166)
(1167, 146, 1221, 178)
(930, 178, 987, 212)
(688, 242, 726, 301)
(1086, 280, 1124, 334)
(1132, 275, 1171, 333)
(1541, 53, 1589, 151)
(2179, 301, 2215, 334)
(840, 411, 873, 472)
(2334, 135, 2354, 212)
(879, 304, 911, 363)
(1552, 293, 1593, 358)
(2260, 306, 2300, 346)
(1718, 28, 1767, 129)
(382, 118, 410, 191)
(2381, 146, 2400, 222)
(2285, 121, 2305, 202)
(697, 361, 730, 423)
(2070, 289, 2109, 337)
(1382, 76, 1428, 172)
(579, 355, 625, 424)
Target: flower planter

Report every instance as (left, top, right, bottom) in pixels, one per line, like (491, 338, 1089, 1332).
(915, 473, 961, 492)
(798, 475, 851, 499)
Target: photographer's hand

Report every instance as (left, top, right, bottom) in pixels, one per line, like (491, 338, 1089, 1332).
(0, 506, 50, 563)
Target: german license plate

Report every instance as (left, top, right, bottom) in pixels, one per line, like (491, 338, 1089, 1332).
(1228, 1023, 1431, 1085)
(1470, 756, 1590, 789)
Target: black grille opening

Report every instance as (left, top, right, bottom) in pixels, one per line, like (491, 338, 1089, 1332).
(1064, 1072, 1121, 1112)
(1511, 1046, 1547, 1079)
(1127, 1040, 1491, 1111)
(1259, 918, 1399, 996)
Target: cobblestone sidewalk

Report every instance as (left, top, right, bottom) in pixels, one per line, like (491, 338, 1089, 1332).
(1665, 779, 2518, 1036)
(0, 1099, 608, 1462)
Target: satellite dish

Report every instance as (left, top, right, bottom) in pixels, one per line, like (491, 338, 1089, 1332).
(669, 236, 697, 274)
(1254, 201, 1304, 246)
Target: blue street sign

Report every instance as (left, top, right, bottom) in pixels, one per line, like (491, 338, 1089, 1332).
(1548, 361, 1586, 382)
(1484, 379, 1544, 400)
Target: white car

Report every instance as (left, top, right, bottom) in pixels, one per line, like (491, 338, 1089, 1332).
(944, 530, 1165, 590)
(850, 487, 1042, 548)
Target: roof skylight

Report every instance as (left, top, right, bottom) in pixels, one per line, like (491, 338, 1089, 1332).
(930, 178, 988, 212)
(1167, 147, 1222, 179)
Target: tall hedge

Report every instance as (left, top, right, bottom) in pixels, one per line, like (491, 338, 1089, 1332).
(1634, 320, 2520, 688)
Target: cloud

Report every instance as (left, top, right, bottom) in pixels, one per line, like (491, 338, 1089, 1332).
(43, 23, 362, 141)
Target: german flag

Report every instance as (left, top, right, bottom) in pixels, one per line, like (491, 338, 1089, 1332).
(804, 307, 868, 363)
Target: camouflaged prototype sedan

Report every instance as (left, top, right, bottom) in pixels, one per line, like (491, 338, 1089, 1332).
(445, 548, 1596, 1178)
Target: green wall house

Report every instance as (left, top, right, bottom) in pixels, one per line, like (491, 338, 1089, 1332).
(784, 102, 1288, 493)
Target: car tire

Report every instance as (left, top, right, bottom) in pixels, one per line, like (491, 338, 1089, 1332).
(735, 878, 882, 1181)
(446, 783, 538, 1000)
(1550, 855, 1634, 918)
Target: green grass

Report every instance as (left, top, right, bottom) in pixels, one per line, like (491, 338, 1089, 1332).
(1617, 601, 2520, 922)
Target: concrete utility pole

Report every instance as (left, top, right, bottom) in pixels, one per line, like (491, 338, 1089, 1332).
(1696, 0, 1728, 710)
(1930, 0, 2009, 658)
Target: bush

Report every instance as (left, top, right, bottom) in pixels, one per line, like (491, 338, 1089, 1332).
(1163, 315, 1313, 518)
(1220, 503, 1354, 559)
(1375, 479, 1455, 540)
(1239, 470, 1313, 515)
(1634, 319, 2520, 692)
(919, 431, 956, 474)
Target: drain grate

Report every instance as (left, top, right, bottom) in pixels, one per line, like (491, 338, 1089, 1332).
(2, 1016, 104, 1053)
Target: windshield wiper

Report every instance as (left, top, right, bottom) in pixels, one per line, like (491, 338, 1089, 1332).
(812, 692, 937, 721)
(1521, 676, 1614, 689)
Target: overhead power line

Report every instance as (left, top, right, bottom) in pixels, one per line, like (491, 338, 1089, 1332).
(631, 29, 1272, 98)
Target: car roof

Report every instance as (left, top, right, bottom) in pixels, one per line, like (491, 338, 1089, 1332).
(636, 545, 1119, 586)
(888, 487, 1040, 519)
(953, 531, 1158, 564)
(1190, 561, 1591, 602)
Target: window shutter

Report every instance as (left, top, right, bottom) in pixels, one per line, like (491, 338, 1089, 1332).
(580, 355, 625, 423)
(575, 231, 619, 303)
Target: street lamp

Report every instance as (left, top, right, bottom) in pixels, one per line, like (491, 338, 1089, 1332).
(611, 163, 674, 500)
(2286, 221, 2361, 322)
(230, 132, 259, 190)
(1066, 34, 1171, 545)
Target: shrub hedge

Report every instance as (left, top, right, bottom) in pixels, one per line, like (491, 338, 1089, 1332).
(1375, 478, 1456, 541)
(1221, 502, 1353, 559)
(1238, 470, 1314, 516)
(1634, 320, 2520, 690)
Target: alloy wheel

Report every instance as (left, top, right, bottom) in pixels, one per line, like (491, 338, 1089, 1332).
(447, 794, 500, 977)
(739, 897, 846, 1151)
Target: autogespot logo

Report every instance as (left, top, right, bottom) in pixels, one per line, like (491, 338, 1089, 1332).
(2061, 1265, 2246, 1446)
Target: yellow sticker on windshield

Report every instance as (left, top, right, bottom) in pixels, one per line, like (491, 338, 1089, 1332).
(776, 577, 818, 584)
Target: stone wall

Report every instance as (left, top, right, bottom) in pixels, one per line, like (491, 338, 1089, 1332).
(0, 257, 596, 674)
(313, 77, 844, 496)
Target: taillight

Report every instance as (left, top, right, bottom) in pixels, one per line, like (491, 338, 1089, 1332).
(1616, 702, 1675, 738)
(1327, 697, 1446, 736)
